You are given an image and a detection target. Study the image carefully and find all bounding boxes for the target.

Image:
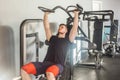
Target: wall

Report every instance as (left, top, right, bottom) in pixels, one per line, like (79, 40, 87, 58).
(0, 0, 92, 79)
(93, 0, 120, 24)
(0, 26, 15, 80)
(101, 0, 120, 22)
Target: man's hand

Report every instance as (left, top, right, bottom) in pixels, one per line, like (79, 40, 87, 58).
(74, 9, 80, 15)
(44, 12, 50, 16)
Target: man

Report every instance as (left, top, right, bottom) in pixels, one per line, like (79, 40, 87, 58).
(21, 10, 79, 80)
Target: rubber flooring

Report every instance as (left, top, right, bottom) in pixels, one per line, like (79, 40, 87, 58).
(73, 55, 120, 80)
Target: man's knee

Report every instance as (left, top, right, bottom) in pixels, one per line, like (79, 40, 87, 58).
(46, 72, 55, 80)
(21, 62, 37, 75)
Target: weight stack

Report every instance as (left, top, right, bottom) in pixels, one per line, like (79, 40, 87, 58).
(93, 20, 103, 50)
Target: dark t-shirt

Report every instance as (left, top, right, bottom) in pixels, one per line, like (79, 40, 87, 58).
(43, 36, 72, 65)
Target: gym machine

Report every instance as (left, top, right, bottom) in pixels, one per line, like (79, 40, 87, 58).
(74, 10, 115, 69)
(38, 3, 104, 79)
(37, 4, 103, 79)
(83, 10, 114, 50)
(85, 10, 120, 57)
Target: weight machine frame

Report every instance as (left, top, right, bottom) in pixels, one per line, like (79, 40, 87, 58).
(75, 10, 115, 69)
(20, 19, 43, 67)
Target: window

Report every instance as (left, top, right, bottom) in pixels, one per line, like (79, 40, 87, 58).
(92, 0, 102, 11)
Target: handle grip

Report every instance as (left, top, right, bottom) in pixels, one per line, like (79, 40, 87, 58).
(38, 6, 55, 13)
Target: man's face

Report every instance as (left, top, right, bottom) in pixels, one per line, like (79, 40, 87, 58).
(58, 24, 68, 34)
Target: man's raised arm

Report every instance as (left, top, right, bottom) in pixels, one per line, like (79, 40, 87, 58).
(43, 12, 52, 41)
(69, 11, 79, 42)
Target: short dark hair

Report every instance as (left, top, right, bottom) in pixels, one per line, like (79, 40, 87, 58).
(59, 24, 67, 27)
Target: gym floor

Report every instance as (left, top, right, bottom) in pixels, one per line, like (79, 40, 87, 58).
(73, 55, 120, 80)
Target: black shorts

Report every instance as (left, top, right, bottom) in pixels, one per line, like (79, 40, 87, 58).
(22, 61, 63, 76)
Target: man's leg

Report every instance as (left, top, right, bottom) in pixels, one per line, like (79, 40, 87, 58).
(46, 72, 56, 80)
(21, 69, 32, 80)
(21, 62, 37, 80)
(46, 64, 63, 80)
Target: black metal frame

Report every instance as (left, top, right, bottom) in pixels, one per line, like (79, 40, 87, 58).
(83, 10, 114, 21)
